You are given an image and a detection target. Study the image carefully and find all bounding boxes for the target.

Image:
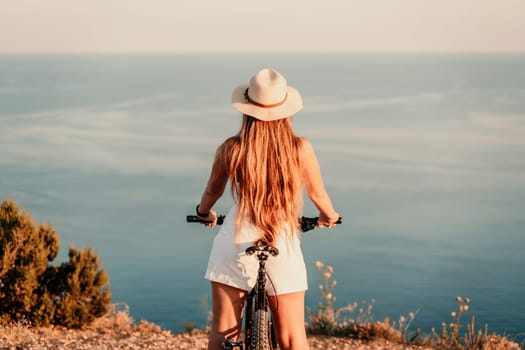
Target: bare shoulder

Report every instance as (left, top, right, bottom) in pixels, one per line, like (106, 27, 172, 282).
(297, 137, 315, 158)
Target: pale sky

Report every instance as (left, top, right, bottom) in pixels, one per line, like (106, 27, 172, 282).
(1, 0, 524, 54)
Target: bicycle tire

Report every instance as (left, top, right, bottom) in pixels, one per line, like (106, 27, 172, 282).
(250, 309, 272, 350)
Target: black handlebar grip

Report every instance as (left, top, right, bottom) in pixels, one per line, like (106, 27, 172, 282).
(186, 215, 202, 223)
(186, 215, 225, 225)
(300, 216, 342, 232)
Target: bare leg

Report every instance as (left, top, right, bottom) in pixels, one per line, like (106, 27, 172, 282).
(268, 291, 309, 350)
(207, 281, 247, 350)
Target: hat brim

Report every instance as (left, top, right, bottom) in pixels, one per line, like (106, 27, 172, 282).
(231, 84, 303, 121)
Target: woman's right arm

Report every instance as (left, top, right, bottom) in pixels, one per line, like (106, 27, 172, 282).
(300, 138, 340, 227)
(197, 141, 230, 227)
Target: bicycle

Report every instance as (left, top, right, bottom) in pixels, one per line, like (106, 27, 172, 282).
(187, 214, 342, 350)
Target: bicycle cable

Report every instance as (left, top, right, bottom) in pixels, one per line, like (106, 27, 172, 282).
(266, 270, 279, 311)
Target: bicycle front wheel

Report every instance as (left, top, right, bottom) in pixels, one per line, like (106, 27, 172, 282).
(250, 309, 272, 350)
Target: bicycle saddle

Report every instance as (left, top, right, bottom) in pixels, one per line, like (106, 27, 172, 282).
(245, 244, 279, 257)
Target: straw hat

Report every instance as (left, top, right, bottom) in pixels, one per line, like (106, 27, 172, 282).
(231, 68, 303, 121)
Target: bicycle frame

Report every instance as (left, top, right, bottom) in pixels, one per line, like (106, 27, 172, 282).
(222, 244, 278, 350)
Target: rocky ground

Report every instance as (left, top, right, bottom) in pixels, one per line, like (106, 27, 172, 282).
(1, 312, 520, 350)
(0, 325, 435, 350)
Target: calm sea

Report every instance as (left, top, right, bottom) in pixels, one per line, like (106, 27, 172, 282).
(1, 54, 524, 342)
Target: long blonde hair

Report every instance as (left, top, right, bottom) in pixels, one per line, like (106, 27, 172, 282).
(217, 115, 302, 244)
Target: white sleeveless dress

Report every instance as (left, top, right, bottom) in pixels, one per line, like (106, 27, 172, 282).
(205, 206, 308, 295)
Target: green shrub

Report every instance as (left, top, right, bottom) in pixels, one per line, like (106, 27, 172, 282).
(0, 198, 111, 328)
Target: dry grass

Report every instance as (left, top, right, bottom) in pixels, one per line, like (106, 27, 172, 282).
(0, 320, 34, 348)
(0, 303, 172, 349)
(86, 303, 167, 338)
(306, 261, 522, 350)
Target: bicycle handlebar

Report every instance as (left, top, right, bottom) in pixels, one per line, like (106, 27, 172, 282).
(186, 215, 342, 232)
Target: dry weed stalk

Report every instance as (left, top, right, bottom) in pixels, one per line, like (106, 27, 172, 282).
(430, 296, 521, 350)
